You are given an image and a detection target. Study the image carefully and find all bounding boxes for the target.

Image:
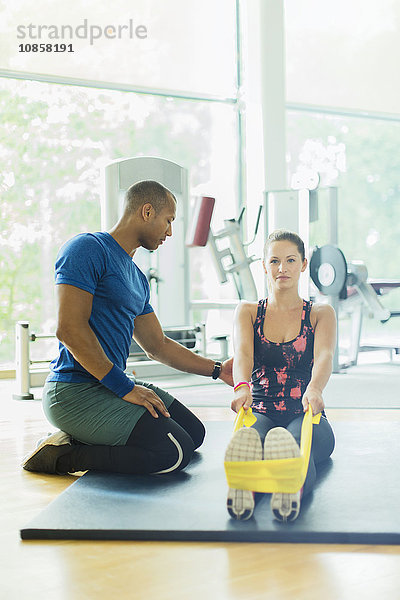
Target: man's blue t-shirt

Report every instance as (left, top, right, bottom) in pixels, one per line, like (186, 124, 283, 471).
(47, 232, 153, 383)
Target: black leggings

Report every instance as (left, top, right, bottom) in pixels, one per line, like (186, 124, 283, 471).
(251, 412, 335, 496)
(56, 399, 205, 475)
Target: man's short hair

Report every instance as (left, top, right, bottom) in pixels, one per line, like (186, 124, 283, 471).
(124, 180, 176, 215)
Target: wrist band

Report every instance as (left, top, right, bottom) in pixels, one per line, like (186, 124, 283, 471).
(234, 381, 250, 392)
(100, 364, 135, 398)
(211, 361, 222, 380)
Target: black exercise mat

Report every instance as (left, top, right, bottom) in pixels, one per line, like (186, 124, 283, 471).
(21, 421, 400, 544)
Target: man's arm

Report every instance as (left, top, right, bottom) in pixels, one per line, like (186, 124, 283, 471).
(56, 284, 113, 379)
(133, 311, 233, 385)
(55, 284, 170, 418)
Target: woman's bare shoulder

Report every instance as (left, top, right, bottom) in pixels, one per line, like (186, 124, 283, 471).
(310, 302, 336, 326)
(235, 300, 259, 322)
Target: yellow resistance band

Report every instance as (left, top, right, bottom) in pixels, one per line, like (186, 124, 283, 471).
(224, 406, 321, 494)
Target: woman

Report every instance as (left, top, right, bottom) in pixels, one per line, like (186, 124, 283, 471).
(225, 229, 336, 522)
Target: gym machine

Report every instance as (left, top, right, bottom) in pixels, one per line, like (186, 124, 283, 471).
(188, 198, 263, 302)
(310, 244, 400, 369)
(103, 156, 190, 327)
(186, 196, 264, 359)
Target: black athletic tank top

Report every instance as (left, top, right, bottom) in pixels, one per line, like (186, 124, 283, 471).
(251, 299, 314, 418)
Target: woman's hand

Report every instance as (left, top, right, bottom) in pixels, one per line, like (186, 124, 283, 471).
(231, 386, 253, 413)
(123, 385, 170, 418)
(302, 385, 324, 416)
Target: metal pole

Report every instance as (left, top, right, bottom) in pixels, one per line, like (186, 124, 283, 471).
(235, 0, 246, 218)
(196, 322, 207, 358)
(13, 321, 34, 400)
(329, 296, 340, 373)
(328, 187, 338, 246)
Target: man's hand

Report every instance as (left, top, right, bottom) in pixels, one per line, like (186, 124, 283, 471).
(123, 385, 170, 419)
(302, 385, 324, 416)
(219, 357, 234, 386)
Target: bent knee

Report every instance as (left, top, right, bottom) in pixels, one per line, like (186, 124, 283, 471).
(312, 419, 335, 462)
(192, 421, 206, 450)
(155, 432, 195, 474)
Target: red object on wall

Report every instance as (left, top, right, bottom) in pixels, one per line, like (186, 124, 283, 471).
(186, 196, 215, 247)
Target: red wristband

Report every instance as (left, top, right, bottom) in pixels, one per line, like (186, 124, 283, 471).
(234, 381, 250, 392)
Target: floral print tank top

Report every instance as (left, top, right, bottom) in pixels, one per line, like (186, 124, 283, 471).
(251, 299, 314, 418)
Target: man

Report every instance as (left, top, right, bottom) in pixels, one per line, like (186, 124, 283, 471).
(23, 180, 232, 476)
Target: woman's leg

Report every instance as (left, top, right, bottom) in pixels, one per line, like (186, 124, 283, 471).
(225, 412, 278, 520)
(287, 414, 335, 497)
(251, 412, 279, 442)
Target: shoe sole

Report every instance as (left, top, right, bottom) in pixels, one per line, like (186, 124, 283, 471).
(264, 427, 301, 522)
(22, 430, 71, 473)
(225, 427, 262, 520)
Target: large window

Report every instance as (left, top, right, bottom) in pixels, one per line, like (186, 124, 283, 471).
(285, 0, 400, 115)
(0, 0, 241, 369)
(287, 108, 400, 349)
(0, 77, 238, 366)
(1, 0, 237, 97)
(284, 0, 400, 355)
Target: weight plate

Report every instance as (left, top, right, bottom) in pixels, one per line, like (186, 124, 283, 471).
(318, 263, 335, 287)
(310, 245, 347, 296)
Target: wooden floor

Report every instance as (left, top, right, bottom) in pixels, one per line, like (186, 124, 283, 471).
(2, 382, 400, 600)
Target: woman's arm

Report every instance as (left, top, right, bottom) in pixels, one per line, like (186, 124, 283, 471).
(303, 303, 337, 415)
(231, 302, 256, 413)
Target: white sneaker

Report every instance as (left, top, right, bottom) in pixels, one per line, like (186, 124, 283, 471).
(225, 427, 262, 520)
(263, 427, 301, 522)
